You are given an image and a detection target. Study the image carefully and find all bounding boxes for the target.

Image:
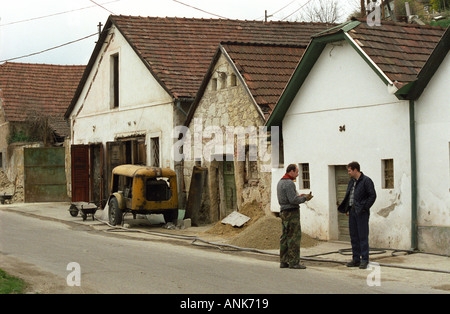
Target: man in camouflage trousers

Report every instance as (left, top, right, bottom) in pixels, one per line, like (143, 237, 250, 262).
(277, 164, 313, 269)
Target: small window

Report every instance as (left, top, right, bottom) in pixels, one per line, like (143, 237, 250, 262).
(211, 78, 218, 91)
(298, 163, 310, 189)
(150, 137, 160, 167)
(230, 73, 237, 86)
(382, 159, 394, 189)
(220, 72, 227, 89)
(111, 53, 119, 108)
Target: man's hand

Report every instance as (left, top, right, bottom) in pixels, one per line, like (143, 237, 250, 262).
(301, 192, 313, 201)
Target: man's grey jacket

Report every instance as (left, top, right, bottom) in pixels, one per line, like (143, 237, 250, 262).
(277, 178, 306, 211)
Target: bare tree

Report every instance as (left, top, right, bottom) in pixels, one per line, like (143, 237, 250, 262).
(299, 0, 343, 23)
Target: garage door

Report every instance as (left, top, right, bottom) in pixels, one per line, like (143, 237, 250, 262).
(24, 147, 68, 202)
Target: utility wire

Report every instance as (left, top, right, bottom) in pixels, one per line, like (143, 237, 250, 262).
(281, 0, 315, 21)
(172, 0, 229, 19)
(89, 0, 116, 15)
(272, 0, 299, 16)
(0, 33, 98, 63)
(0, 0, 120, 27)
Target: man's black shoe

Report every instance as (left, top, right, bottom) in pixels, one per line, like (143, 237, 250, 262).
(289, 264, 306, 269)
(359, 261, 369, 269)
(280, 262, 289, 268)
(346, 260, 360, 267)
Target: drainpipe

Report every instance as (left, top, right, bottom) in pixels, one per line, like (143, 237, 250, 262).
(409, 99, 418, 251)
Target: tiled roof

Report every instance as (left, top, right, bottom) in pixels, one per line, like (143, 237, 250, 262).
(343, 19, 446, 88)
(222, 42, 306, 120)
(111, 15, 333, 99)
(0, 62, 85, 137)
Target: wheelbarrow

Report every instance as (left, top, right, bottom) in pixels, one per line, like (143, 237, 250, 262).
(69, 202, 98, 221)
(0, 193, 13, 204)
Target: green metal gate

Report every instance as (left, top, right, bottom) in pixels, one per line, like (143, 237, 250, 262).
(24, 147, 68, 202)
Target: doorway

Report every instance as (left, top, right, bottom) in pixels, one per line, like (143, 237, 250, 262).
(223, 160, 237, 217)
(335, 165, 350, 241)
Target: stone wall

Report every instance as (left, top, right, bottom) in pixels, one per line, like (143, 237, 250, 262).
(184, 54, 272, 224)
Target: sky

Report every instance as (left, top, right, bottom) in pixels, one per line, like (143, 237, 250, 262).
(0, 0, 361, 65)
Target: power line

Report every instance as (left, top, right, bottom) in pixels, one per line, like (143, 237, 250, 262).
(281, 0, 315, 21)
(272, 0, 299, 16)
(89, 0, 116, 15)
(0, 0, 120, 27)
(172, 0, 229, 19)
(0, 33, 98, 63)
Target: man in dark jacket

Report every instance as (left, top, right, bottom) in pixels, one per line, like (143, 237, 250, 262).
(338, 162, 376, 269)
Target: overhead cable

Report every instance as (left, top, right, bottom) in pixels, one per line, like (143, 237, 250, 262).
(172, 0, 229, 19)
(89, 0, 116, 15)
(0, 0, 120, 27)
(281, 0, 315, 21)
(0, 33, 98, 63)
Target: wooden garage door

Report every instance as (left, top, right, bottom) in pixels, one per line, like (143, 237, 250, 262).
(71, 145, 89, 202)
(335, 165, 350, 242)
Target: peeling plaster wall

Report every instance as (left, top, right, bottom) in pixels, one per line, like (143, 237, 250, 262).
(415, 51, 450, 255)
(278, 41, 413, 249)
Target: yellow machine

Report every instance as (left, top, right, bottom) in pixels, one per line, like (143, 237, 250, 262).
(107, 164, 178, 226)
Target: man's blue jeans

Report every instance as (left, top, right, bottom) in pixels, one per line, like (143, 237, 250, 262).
(349, 209, 369, 262)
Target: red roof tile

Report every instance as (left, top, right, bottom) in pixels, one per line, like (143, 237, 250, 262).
(348, 20, 446, 88)
(110, 16, 333, 99)
(0, 62, 85, 137)
(222, 42, 305, 120)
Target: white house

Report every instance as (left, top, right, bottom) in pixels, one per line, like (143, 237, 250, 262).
(267, 19, 449, 254)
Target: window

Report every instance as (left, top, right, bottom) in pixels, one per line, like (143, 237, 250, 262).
(220, 72, 227, 89)
(211, 78, 218, 91)
(230, 73, 237, 86)
(298, 163, 310, 189)
(150, 137, 160, 167)
(382, 159, 394, 189)
(111, 53, 119, 108)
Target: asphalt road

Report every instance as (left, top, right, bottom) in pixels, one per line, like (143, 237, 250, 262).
(0, 210, 443, 295)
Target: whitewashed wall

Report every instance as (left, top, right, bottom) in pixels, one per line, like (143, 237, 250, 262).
(415, 51, 450, 254)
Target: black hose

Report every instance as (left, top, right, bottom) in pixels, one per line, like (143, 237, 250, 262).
(96, 218, 450, 274)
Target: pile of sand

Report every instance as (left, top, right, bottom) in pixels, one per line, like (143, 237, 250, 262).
(0, 170, 22, 203)
(206, 201, 320, 250)
(0, 170, 15, 194)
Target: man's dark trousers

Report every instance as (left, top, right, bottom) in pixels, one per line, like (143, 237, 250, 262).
(349, 209, 369, 262)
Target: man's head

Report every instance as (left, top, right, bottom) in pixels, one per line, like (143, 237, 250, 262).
(286, 164, 299, 179)
(347, 161, 361, 179)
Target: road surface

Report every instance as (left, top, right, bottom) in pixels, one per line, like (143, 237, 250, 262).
(0, 209, 444, 295)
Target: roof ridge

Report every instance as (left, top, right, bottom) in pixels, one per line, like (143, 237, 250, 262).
(220, 41, 307, 48)
(110, 14, 335, 26)
(1, 61, 85, 67)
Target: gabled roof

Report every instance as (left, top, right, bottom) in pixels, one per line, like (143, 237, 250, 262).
(66, 15, 333, 119)
(0, 62, 85, 137)
(267, 19, 448, 127)
(185, 42, 306, 125)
